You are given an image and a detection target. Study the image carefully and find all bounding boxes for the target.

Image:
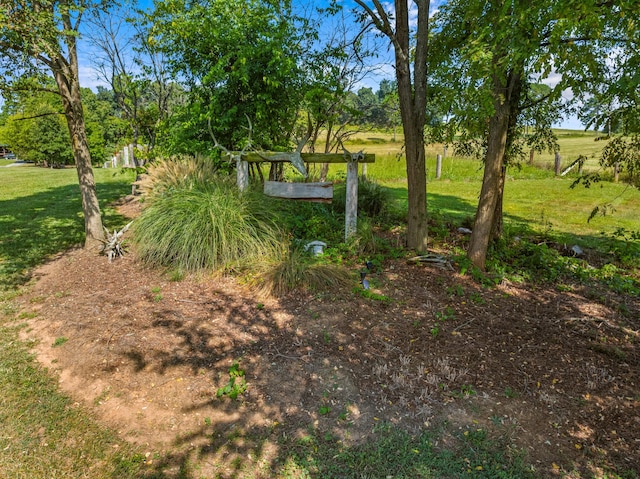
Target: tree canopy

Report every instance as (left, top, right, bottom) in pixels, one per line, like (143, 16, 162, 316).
(429, 0, 640, 269)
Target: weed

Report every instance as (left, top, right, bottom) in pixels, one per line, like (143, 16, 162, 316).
(52, 337, 68, 347)
(451, 384, 476, 398)
(322, 329, 331, 344)
(318, 405, 331, 416)
(94, 387, 111, 405)
(435, 306, 455, 321)
(490, 415, 504, 425)
(470, 292, 486, 304)
(430, 327, 440, 338)
(216, 361, 247, 400)
(504, 387, 519, 398)
(446, 285, 464, 297)
(168, 269, 184, 282)
(354, 287, 392, 303)
(150, 287, 163, 302)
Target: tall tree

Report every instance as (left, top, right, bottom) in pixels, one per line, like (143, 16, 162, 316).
(431, 0, 640, 270)
(88, 4, 144, 166)
(0, 86, 73, 165)
(303, 3, 376, 165)
(354, 0, 430, 251)
(147, 0, 310, 151)
(0, 0, 107, 247)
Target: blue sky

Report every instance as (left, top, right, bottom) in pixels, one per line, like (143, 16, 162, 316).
(76, 0, 584, 130)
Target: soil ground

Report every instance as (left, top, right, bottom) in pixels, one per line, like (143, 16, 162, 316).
(16, 199, 640, 478)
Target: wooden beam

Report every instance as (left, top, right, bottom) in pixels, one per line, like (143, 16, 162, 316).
(264, 181, 333, 200)
(238, 152, 375, 164)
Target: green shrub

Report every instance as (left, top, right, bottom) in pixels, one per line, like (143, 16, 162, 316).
(266, 197, 344, 244)
(133, 180, 283, 272)
(332, 178, 391, 219)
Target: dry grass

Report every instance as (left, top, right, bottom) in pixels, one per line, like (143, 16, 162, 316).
(257, 246, 353, 297)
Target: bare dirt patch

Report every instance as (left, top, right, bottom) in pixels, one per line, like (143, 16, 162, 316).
(16, 218, 640, 477)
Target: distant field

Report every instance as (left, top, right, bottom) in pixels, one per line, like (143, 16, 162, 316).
(338, 128, 639, 245)
(533, 129, 606, 170)
(342, 127, 607, 172)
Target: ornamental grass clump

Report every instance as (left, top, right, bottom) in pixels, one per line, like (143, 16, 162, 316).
(133, 180, 283, 272)
(258, 245, 352, 297)
(135, 154, 219, 198)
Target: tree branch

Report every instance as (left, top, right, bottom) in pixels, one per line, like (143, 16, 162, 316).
(11, 111, 64, 121)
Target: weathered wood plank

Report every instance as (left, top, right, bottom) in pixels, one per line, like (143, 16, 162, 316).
(263, 181, 333, 200)
(238, 152, 375, 164)
(345, 161, 358, 239)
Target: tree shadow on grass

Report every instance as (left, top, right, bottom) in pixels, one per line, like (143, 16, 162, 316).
(0, 174, 134, 289)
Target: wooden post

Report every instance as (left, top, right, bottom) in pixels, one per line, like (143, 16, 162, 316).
(361, 162, 367, 180)
(614, 162, 620, 182)
(554, 152, 562, 176)
(237, 159, 249, 191)
(436, 154, 442, 179)
(345, 159, 359, 240)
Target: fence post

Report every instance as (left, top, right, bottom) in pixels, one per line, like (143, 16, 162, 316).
(554, 152, 562, 176)
(436, 154, 442, 179)
(345, 158, 359, 240)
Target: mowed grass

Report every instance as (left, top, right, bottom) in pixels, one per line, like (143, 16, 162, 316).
(0, 165, 149, 478)
(338, 130, 639, 246)
(0, 165, 135, 288)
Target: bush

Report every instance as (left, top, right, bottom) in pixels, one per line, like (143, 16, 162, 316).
(133, 179, 283, 272)
(332, 178, 390, 219)
(265, 197, 344, 244)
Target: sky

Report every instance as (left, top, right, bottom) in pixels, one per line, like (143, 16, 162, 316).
(75, 0, 585, 131)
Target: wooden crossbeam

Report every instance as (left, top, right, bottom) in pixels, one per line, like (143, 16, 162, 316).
(236, 152, 376, 164)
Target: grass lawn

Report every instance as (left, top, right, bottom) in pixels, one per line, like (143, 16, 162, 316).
(0, 165, 148, 478)
(0, 166, 135, 287)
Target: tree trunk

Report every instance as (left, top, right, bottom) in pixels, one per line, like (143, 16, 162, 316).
(52, 59, 104, 249)
(467, 74, 511, 270)
(319, 122, 333, 181)
(491, 74, 522, 243)
(490, 164, 506, 241)
(403, 119, 428, 251)
(396, 0, 429, 252)
(354, 0, 429, 252)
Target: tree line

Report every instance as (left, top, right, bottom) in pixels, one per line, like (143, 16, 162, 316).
(0, 0, 638, 269)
